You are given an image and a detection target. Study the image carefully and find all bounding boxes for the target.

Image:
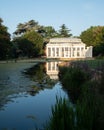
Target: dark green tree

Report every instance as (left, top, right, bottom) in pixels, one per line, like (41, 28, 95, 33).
(23, 31, 43, 56)
(58, 24, 72, 37)
(13, 20, 58, 46)
(43, 26, 57, 38)
(13, 31, 44, 57)
(0, 18, 11, 60)
(80, 26, 104, 56)
(38, 26, 58, 44)
(12, 37, 34, 58)
(13, 20, 40, 35)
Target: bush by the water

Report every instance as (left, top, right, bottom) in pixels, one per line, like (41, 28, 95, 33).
(58, 62, 91, 102)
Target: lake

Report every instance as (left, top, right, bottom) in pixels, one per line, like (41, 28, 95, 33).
(0, 61, 67, 130)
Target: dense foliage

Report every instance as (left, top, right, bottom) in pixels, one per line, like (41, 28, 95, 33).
(12, 31, 44, 57)
(59, 62, 91, 102)
(0, 18, 11, 60)
(59, 24, 72, 37)
(13, 20, 72, 39)
(80, 26, 104, 56)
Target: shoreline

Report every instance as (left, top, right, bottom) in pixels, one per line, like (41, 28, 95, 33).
(0, 57, 94, 64)
(0, 58, 47, 64)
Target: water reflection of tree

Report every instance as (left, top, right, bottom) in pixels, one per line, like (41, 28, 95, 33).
(0, 62, 58, 109)
(24, 62, 57, 96)
(24, 62, 46, 82)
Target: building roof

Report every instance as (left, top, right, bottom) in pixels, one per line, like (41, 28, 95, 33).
(49, 38, 82, 43)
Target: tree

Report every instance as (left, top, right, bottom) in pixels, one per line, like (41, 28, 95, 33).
(0, 18, 3, 25)
(37, 26, 58, 44)
(13, 31, 44, 57)
(13, 20, 58, 40)
(23, 31, 43, 56)
(58, 24, 72, 37)
(12, 37, 34, 58)
(13, 20, 40, 36)
(0, 18, 11, 60)
(80, 26, 104, 56)
(43, 26, 57, 38)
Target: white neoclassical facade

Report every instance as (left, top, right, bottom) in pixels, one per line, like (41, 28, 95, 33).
(46, 38, 93, 59)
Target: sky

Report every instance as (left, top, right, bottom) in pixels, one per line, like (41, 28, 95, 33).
(0, 0, 104, 36)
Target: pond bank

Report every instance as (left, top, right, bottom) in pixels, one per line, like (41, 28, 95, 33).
(0, 58, 64, 64)
(0, 57, 94, 64)
(0, 58, 47, 64)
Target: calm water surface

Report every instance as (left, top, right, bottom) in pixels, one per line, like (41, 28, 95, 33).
(0, 62, 67, 130)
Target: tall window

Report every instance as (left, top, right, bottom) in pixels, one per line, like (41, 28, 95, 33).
(62, 48, 64, 57)
(81, 47, 84, 51)
(48, 62, 51, 70)
(68, 47, 71, 57)
(81, 47, 84, 56)
(77, 47, 80, 57)
(56, 48, 59, 57)
(77, 52, 80, 56)
(65, 47, 68, 57)
(48, 48, 51, 57)
(52, 62, 55, 70)
(73, 47, 75, 56)
(77, 47, 80, 51)
(52, 48, 55, 57)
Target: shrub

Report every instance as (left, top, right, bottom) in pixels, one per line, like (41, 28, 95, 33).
(59, 65, 90, 102)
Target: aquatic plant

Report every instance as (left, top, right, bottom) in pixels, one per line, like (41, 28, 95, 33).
(45, 97, 75, 130)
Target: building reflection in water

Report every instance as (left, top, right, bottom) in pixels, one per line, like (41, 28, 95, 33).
(46, 62, 61, 80)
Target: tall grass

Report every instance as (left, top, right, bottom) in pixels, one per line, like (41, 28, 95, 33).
(46, 60, 104, 130)
(44, 94, 96, 130)
(45, 97, 75, 130)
